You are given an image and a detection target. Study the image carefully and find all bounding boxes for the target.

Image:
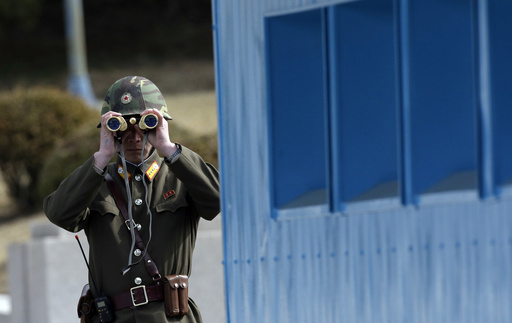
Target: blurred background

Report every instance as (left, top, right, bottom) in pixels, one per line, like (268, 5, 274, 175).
(0, 0, 219, 296)
(0, 0, 215, 92)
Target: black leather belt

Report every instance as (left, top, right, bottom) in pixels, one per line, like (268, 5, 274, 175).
(111, 282, 164, 310)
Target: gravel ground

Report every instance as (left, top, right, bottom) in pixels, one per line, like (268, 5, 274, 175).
(0, 89, 217, 294)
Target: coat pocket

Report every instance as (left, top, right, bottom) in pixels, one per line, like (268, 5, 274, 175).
(155, 196, 189, 214)
(89, 200, 120, 217)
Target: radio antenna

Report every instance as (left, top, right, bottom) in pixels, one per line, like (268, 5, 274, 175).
(75, 235, 100, 296)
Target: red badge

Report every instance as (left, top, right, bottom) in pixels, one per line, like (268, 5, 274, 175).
(163, 190, 175, 200)
(121, 92, 132, 104)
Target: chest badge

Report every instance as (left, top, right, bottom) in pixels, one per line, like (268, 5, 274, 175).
(145, 161, 160, 181)
(163, 190, 175, 200)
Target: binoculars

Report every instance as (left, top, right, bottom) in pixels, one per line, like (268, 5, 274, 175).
(106, 114, 158, 132)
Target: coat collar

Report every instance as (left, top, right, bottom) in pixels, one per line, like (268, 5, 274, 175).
(115, 149, 163, 182)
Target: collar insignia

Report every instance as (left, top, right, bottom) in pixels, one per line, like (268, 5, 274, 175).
(117, 164, 132, 181)
(145, 161, 160, 181)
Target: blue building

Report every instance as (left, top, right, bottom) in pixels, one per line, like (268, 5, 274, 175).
(212, 0, 512, 322)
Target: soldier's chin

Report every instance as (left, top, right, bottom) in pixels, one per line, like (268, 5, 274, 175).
(123, 149, 141, 160)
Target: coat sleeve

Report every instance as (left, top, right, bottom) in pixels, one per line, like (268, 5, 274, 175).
(167, 146, 221, 220)
(43, 156, 105, 232)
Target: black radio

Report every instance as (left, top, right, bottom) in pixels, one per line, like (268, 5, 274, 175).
(95, 296, 116, 323)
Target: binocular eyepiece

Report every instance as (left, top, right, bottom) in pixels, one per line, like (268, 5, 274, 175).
(106, 114, 158, 132)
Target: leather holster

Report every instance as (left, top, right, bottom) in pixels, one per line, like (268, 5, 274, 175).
(77, 284, 95, 323)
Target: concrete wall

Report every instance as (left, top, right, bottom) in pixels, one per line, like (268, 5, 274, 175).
(7, 220, 88, 323)
(0, 294, 11, 323)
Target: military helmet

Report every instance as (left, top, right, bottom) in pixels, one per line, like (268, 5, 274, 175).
(98, 76, 172, 127)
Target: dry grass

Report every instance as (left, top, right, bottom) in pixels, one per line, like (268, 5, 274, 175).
(0, 86, 217, 294)
(89, 60, 216, 98)
(166, 91, 218, 137)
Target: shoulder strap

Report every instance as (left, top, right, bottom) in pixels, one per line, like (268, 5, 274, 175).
(104, 173, 161, 280)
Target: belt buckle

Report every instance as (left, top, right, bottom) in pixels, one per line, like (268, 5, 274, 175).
(130, 285, 148, 307)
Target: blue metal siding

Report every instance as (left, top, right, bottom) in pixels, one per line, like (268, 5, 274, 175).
(219, 199, 512, 322)
(212, 0, 512, 322)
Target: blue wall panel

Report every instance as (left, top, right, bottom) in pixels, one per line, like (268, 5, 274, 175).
(266, 9, 329, 209)
(488, 2, 512, 190)
(404, 0, 478, 197)
(329, 1, 399, 204)
(212, 0, 512, 322)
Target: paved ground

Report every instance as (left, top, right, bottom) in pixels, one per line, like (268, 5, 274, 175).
(190, 214, 226, 323)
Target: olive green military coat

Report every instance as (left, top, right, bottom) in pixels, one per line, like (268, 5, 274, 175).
(43, 146, 220, 323)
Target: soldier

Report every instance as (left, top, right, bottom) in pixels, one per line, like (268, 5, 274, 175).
(44, 76, 220, 323)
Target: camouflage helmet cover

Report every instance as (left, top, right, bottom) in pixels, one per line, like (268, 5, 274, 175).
(99, 76, 172, 126)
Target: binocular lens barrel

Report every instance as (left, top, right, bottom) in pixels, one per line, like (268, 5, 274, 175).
(106, 116, 127, 132)
(140, 114, 158, 130)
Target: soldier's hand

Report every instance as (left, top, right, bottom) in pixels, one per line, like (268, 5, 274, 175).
(94, 111, 121, 170)
(140, 109, 179, 158)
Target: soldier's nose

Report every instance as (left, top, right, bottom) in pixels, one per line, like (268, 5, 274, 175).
(123, 126, 143, 142)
